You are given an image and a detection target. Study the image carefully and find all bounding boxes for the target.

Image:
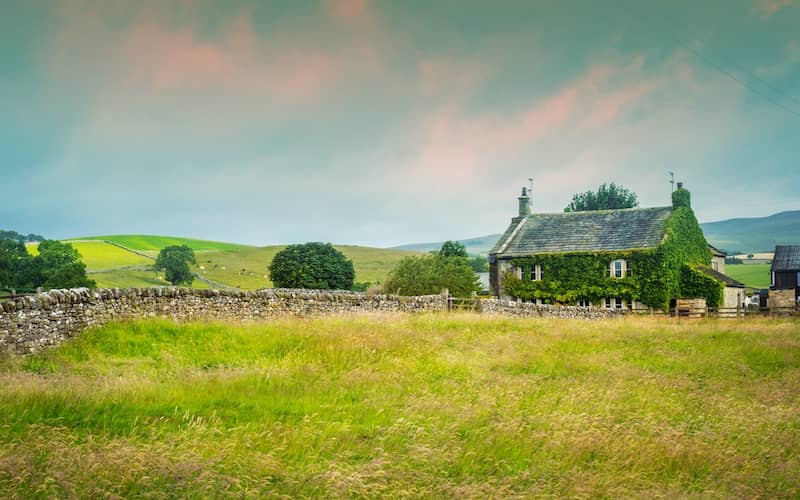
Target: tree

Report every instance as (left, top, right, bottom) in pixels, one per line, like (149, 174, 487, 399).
(383, 254, 480, 297)
(155, 245, 197, 286)
(469, 255, 489, 273)
(439, 240, 468, 258)
(269, 242, 355, 290)
(31, 240, 95, 289)
(564, 182, 639, 212)
(0, 239, 31, 289)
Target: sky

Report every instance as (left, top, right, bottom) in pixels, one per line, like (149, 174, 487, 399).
(1, 0, 799, 247)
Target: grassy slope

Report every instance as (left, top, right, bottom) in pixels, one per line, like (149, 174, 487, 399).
(79, 235, 246, 252)
(725, 263, 772, 289)
(44, 236, 419, 289)
(1, 315, 798, 497)
(194, 245, 421, 289)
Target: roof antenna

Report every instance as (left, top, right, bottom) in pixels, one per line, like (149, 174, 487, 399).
(668, 171, 675, 192)
(528, 177, 533, 197)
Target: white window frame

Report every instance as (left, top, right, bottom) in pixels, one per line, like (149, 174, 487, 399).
(605, 297, 629, 310)
(610, 259, 627, 278)
(577, 299, 590, 308)
(530, 264, 542, 281)
(771, 271, 776, 287)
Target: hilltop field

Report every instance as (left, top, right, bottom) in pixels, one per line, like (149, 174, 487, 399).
(31, 235, 420, 290)
(0, 315, 798, 497)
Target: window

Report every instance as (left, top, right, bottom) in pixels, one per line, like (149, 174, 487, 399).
(529, 264, 542, 281)
(609, 259, 627, 278)
(797, 272, 800, 287)
(577, 299, 590, 307)
(771, 272, 776, 287)
(604, 297, 629, 310)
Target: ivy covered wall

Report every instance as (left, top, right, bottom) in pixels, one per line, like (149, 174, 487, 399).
(501, 203, 718, 311)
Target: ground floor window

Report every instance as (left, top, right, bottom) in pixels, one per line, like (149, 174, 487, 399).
(577, 299, 590, 307)
(604, 297, 629, 310)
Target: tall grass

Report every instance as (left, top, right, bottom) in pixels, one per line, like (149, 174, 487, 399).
(1, 315, 798, 497)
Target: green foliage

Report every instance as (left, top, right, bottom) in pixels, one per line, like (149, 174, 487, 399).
(564, 182, 639, 212)
(503, 206, 713, 310)
(680, 266, 724, 309)
(30, 241, 96, 289)
(351, 281, 371, 292)
(469, 255, 489, 272)
(383, 254, 479, 297)
(0, 230, 45, 243)
(439, 240, 468, 258)
(671, 187, 691, 209)
(0, 239, 30, 288)
(155, 245, 197, 286)
(269, 242, 355, 290)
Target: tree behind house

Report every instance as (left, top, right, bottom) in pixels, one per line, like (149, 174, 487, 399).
(564, 182, 639, 212)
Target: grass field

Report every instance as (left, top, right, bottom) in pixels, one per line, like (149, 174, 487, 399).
(89, 270, 209, 290)
(725, 263, 771, 288)
(1, 315, 798, 497)
(78, 235, 247, 252)
(194, 245, 421, 289)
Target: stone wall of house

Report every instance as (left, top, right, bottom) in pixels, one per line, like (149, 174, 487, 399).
(0, 288, 447, 354)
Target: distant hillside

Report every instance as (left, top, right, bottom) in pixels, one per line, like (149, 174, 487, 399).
(392, 234, 502, 255)
(60, 235, 419, 290)
(699, 211, 800, 254)
(77, 235, 247, 252)
(393, 210, 800, 255)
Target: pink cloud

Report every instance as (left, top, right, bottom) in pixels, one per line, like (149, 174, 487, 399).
(753, 0, 794, 17)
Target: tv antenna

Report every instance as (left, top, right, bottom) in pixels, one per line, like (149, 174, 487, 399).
(528, 177, 533, 196)
(668, 171, 675, 192)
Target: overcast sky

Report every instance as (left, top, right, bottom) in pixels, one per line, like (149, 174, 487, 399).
(2, 0, 799, 247)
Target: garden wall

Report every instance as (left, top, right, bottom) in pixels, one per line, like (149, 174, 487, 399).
(1, 288, 626, 354)
(0, 288, 446, 354)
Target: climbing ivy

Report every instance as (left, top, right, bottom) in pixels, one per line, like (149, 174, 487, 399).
(501, 205, 715, 311)
(679, 266, 724, 309)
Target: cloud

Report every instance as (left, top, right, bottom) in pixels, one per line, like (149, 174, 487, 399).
(753, 0, 794, 17)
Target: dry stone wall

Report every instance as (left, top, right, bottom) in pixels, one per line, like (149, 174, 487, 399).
(0, 288, 446, 354)
(478, 298, 619, 319)
(0, 288, 636, 355)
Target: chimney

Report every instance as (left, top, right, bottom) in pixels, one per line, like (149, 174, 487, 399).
(518, 187, 531, 217)
(672, 182, 691, 209)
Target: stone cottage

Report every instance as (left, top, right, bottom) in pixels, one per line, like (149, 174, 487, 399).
(489, 183, 743, 311)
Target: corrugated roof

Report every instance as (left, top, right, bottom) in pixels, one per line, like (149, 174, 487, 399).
(490, 206, 673, 257)
(772, 245, 800, 271)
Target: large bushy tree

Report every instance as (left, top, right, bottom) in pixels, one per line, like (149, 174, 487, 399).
(155, 245, 197, 286)
(564, 182, 639, 212)
(32, 241, 96, 289)
(269, 242, 355, 290)
(383, 241, 480, 297)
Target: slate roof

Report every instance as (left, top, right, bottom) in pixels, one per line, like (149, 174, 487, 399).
(772, 245, 800, 271)
(490, 206, 674, 257)
(697, 266, 745, 288)
(708, 244, 726, 257)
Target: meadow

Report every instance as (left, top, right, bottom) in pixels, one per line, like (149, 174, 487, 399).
(47, 235, 420, 290)
(725, 263, 771, 289)
(1, 315, 798, 497)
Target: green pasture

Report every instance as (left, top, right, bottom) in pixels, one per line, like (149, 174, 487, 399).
(88, 270, 209, 290)
(1, 315, 798, 497)
(193, 245, 420, 289)
(78, 235, 247, 252)
(725, 263, 771, 289)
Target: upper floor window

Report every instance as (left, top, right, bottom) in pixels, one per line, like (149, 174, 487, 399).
(530, 264, 542, 281)
(609, 259, 627, 278)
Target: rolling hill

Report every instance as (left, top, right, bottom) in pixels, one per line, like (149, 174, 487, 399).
(56, 235, 420, 290)
(393, 210, 800, 255)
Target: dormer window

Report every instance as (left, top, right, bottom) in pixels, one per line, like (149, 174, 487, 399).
(610, 259, 627, 278)
(530, 264, 542, 281)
